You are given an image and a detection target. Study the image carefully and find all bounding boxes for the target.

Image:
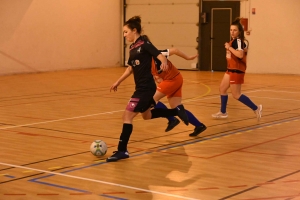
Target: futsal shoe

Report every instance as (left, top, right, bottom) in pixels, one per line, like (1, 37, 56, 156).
(176, 105, 189, 125)
(106, 151, 129, 162)
(212, 111, 228, 119)
(189, 124, 207, 137)
(165, 118, 180, 132)
(254, 104, 263, 121)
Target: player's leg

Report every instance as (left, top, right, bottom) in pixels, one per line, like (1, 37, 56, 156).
(212, 72, 230, 119)
(230, 73, 262, 121)
(153, 90, 180, 131)
(106, 109, 138, 162)
(150, 77, 188, 126)
(168, 97, 207, 136)
(106, 96, 142, 162)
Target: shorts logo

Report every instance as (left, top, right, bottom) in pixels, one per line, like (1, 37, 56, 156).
(130, 102, 137, 108)
(135, 60, 140, 65)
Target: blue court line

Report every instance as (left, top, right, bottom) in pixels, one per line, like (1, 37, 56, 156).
(100, 194, 127, 200)
(158, 116, 300, 151)
(28, 116, 300, 197)
(29, 178, 89, 193)
(4, 175, 15, 178)
(29, 179, 127, 199)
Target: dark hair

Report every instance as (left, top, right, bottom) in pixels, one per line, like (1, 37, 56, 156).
(231, 17, 248, 48)
(124, 16, 151, 42)
(124, 16, 142, 34)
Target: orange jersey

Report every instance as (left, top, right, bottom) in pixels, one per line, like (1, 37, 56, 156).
(226, 38, 247, 72)
(151, 59, 179, 80)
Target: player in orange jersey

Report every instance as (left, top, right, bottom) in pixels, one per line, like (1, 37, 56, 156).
(212, 17, 262, 121)
(148, 48, 207, 137)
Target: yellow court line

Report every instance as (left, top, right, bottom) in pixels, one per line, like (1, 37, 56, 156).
(23, 170, 34, 173)
(48, 166, 62, 170)
(182, 83, 211, 102)
(72, 163, 85, 166)
(0, 174, 8, 176)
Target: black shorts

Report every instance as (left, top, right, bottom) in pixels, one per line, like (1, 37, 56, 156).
(126, 89, 156, 113)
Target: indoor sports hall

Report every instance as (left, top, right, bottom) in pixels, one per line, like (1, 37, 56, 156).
(1, 1, 299, 200)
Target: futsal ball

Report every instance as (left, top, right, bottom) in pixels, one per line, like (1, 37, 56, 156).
(90, 140, 107, 157)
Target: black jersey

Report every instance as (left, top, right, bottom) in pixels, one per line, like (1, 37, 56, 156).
(128, 36, 160, 91)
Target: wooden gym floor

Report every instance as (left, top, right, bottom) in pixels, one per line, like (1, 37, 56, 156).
(0, 67, 299, 200)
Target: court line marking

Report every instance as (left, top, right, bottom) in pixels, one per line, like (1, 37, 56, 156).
(248, 96, 300, 102)
(0, 110, 123, 130)
(1, 89, 299, 131)
(260, 89, 300, 93)
(0, 162, 199, 200)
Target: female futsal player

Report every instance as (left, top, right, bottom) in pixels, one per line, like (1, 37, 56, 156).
(212, 17, 262, 121)
(106, 16, 189, 162)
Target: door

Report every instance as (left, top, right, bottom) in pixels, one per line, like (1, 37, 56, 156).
(199, 1, 240, 71)
(211, 8, 231, 71)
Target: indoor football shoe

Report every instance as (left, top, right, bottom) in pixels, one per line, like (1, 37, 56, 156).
(165, 118, 180, 132)
(212, 111, 228, 119)
(106, 151, 129, 162)
(189, 124, 207, 137)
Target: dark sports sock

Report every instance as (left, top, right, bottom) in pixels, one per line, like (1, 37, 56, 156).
(238, 94, 258, 110)
(117, 123, 133, 152)
(221, 95, 228, 113)
(186, 109, 202, 127)
(155, 101, 175, 122)
(151, 108, 177, 119)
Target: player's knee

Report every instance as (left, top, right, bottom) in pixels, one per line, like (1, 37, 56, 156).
(232, 94, 240, 100)
(141, 110, 151, 120)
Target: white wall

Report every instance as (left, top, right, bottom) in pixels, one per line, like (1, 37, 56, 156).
(0, 0, 122, 75)
(1, 0, 299, 75)
(240, 0, 300, 74)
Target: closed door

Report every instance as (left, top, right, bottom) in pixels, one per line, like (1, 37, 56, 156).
(199, 1, 240, 71)
(211, 8, 231, 71)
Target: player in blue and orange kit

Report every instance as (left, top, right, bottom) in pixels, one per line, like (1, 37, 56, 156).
(212, 17, 262, 120)
(150, 48, 207, 137)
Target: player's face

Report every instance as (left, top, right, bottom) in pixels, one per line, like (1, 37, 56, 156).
(123, 26, 135, 42)
(230, 25, 240, 39)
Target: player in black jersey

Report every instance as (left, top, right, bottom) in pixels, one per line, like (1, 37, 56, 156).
(106, 16, 189, 162)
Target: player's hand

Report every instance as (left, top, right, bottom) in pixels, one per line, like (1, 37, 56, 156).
(110, 82, 120, 92)
(160, 62, 169, 72)
(224, 42, 230, 50)
(186, 54, 198, 60)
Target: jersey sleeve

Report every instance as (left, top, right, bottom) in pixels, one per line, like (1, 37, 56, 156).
(232, 39, 246, 51)
(159, 49, 170, 59)
(142, 40, 161, 58)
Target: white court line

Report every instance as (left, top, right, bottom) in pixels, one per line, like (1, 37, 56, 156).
(183, 89, 261, 103)
(1, 89, 298, 131)
(0, 110, 123, 130)
(0, 162, 199, 200)
(0, 89, 262, 130)
(248, 96, 300, 102)
(260, 90, 300, 94)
